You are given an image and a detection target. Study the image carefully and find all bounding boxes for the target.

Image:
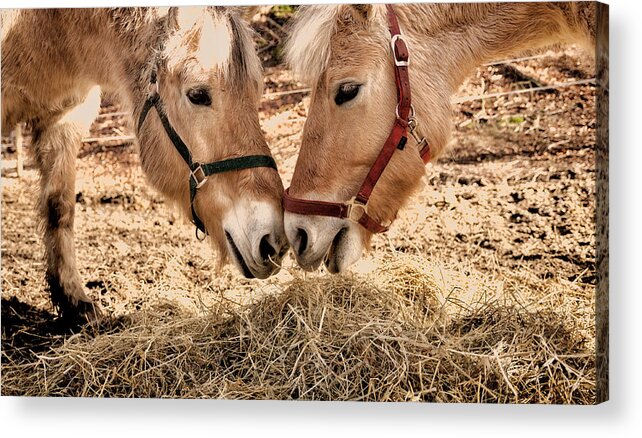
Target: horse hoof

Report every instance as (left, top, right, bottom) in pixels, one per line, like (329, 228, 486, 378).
(76, 300, 103, 326)
(57, 298, 103, 327)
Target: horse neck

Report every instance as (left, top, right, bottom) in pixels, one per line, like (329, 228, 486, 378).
(390, 2, 593, 156)
(98, 9, 167, 110)
(397, 2, 593, 95)
(32, 9, 165, 112)
(14, 9, 162, 110)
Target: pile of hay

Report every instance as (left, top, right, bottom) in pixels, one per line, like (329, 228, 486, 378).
(1, 255, 595, 402)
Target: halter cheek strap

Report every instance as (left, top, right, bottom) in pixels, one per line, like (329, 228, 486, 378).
(137, 75, 277, 238)
(283, 4, 430, 234)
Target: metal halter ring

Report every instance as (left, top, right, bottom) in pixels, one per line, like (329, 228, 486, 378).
(395, 103, 416, 121)
(390, 34, 410, 67)
(346, 197, 368, 223)
(190, 164, 208, 189)
(195, 227, 207, 241)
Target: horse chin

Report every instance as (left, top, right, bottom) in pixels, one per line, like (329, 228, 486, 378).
(323, 225, 364, 274)
(224, 230, 257, 279)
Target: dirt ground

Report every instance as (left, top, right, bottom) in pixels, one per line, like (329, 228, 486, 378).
(1, 14, 597, 401)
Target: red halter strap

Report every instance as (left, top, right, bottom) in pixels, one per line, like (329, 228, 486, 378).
(283, 4, 431, 234)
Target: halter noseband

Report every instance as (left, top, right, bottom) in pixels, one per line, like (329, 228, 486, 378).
(137, 70, 277, 239)
(282, 4, 431, 234)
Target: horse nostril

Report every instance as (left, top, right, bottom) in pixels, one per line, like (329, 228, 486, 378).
(295, 228, 308, 257)
(259, 234, 277, 262)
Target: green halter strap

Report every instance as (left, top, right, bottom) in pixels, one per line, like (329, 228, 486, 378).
(137, 74, 277, 239)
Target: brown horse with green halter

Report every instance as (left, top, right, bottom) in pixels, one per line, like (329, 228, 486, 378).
(2, 7, 288, 322)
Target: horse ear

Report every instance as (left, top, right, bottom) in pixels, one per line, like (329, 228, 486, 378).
(338, 4, 374, 26)
(350, 4, 373, 20)
(154, 7, 179, 31)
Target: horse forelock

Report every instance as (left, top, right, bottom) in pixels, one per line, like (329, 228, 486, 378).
(285, 5, 341, 84)
(285, 4, 387, 84)
(157, 7, 261, 91)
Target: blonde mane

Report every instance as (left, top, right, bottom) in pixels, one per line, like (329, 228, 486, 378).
(224, 8, 263, 88)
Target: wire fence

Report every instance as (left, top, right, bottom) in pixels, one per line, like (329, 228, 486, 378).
(452, 78, 595, 104)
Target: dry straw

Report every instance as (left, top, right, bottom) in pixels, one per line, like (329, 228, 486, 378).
(1, 254, 595, 402)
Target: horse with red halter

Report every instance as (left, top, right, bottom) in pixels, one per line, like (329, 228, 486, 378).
(283, 3, 596, 273)
(2, 7, 289, 322)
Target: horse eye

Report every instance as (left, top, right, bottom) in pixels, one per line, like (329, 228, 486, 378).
(187, 88, 212, 106)
(335, 84, 361, 106)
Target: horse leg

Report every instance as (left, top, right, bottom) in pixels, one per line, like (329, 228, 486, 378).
(33, 87, 102, 322)
(13, 123, 24, 178)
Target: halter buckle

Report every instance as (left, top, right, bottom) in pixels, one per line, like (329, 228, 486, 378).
(390, 34, 410, 67)
(346, 198, 368, 223)
(190, 164, 208, 189)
